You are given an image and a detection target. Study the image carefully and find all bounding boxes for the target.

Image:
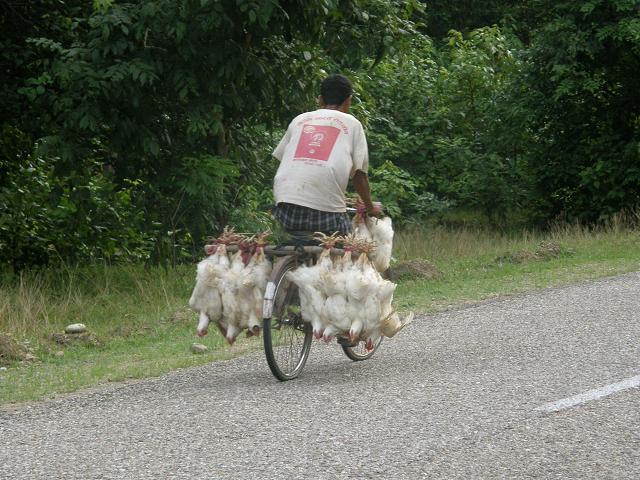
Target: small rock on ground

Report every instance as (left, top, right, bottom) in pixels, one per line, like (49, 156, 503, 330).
(65, 323, 87, 334)
(50, 332, 101, 347)
(191, 343, 208, 354)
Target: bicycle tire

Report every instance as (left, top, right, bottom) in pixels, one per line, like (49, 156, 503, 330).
(341, 337, 383, 361)
(263, 256, 313, 381)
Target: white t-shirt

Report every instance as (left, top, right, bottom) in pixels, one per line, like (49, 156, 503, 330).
(272, 109, 369, 213)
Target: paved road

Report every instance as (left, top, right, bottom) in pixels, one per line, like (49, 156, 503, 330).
(1, 273, 639, 479)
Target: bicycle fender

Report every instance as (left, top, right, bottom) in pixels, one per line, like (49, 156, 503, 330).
(263, 281, 276, 318)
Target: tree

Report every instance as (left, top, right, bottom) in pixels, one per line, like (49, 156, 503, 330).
(3, 0, 421, 267)
(521, 0, 640, 221)
(364, 27, 530, 222)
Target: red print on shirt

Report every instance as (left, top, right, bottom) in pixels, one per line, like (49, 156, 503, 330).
(293, 124, 340, 161)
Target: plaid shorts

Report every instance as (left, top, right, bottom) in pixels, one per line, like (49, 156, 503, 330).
(273, 203, 353, 235)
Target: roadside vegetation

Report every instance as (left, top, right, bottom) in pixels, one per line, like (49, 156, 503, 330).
(2, 215, 639, 404)
(2, 1, 639, 404)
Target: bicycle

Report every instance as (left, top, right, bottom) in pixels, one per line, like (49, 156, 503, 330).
(260, 233, 383, 381)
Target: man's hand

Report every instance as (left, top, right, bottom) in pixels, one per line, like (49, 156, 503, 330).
(352, 170, 382, 216)
(367, 201, 383, 217)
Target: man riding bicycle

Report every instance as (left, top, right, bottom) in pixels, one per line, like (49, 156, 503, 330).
(272, 74, 381, 235)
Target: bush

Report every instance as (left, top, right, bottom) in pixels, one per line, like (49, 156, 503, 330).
(0, 145, 151, 270)
(369, 161, 452, 223)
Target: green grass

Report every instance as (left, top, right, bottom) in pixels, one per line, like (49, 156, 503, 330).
(0, 264, 259, 404)
(1, 219, 639, 405)
(393, 221, 640, 312)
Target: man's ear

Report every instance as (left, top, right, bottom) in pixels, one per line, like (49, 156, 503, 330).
(318, 95, 326, 107)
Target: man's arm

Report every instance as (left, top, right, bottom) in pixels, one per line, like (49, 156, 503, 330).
(352, 170, 381, 215)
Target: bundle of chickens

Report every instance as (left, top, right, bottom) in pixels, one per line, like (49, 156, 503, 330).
(189, 227, 272, 345)
(349, 197, 394, 273)
(288, 231, 414, 351)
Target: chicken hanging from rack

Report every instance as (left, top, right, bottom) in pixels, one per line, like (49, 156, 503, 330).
(287, 232, 341, 340)
(311, 233, 350, 342)
(239, 232, 272, 336)
(189, 251, 223, 338)
(189, 227, 242, 338)
(201, 227, 245, 344)
(366, 216, 394, 272)
(351, 203, 374, 243)
(346, 240, 379, 343)
(349, 197, 394, 273)
(287, 263, 326, 339)
(237, 236, 261, 338)
(376, 259, 409, 339)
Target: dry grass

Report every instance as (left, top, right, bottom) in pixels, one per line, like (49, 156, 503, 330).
(1, 211, 639, 403)
(0, 333, 28, 365)
(0, 264, 194, 342)
(394, 210, 640, 265)
(392, 211, 640, 314)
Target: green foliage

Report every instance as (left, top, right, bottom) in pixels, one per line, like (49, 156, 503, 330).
(170, 154, 240, 237)
(227, 185, 277, 235)
(370, 161, 419, 218)
(432, 27, 528, 220)
(3, 0, 640, 269)
(368, 161, 451, 221)
(0, 137, 151, 270)
(520, 0, 640, 221)
(364, 27, 528, 222)
(421, 0, 515, 39)
(3, 0, 419, 268)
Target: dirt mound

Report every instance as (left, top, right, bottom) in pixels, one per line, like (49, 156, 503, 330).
(387, 259, 443, 281)
(49, 331, 102, 347)
(497, 241, 568, 264)
(0, 334, 29, 366)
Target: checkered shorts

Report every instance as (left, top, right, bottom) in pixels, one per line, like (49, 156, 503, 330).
(273, 203, 353, 235)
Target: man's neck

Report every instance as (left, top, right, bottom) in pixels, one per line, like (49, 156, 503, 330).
(321, 105, 348, 113)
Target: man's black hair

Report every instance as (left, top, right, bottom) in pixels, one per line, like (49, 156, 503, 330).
(320, 74, 353, 106)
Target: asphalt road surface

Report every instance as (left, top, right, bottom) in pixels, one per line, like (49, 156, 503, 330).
(1, 273, 639, 479)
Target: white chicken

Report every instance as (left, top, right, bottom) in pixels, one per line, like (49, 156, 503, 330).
(375, 277, 414, 338)
(345, 252, 374, 302)
(344, 258, 374, 341)
(210, 243, 231, 337)
(287, 265, 327, 339)
(380, 310, 415, 338)
(219, 249, 245, 344)
(351, 252, 383, 343)
(366, 216, 394, 272)
(286, 233, 343, 339)
(242, 245, 272, 335)
(321, 294, 351, 341)
(238, 260, 260, 337)
(377, 279, 397, 320)
(347, 298, 365, 342)
(189, 253, 223, 337)
(332, 239, 364, 341)
(353, 218, 373, 243)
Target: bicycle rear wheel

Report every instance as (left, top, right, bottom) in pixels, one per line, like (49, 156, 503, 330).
(341, 337, 383, 361)
(263, 257, 313, 381)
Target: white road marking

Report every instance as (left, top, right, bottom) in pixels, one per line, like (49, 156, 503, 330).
(536, 374, 640, 413)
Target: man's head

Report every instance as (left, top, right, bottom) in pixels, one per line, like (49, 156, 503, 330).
(319, 74, 353, 112)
